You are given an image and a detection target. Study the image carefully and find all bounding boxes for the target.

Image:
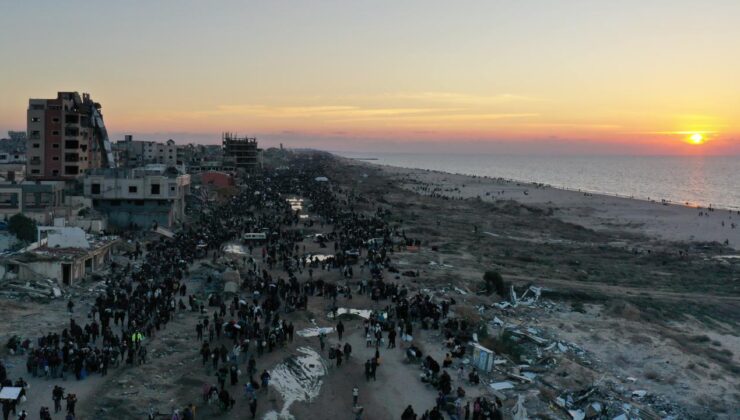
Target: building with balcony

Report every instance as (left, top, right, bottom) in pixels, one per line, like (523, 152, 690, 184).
(26, 92, 114, 180)
(83, 165, 190, 229)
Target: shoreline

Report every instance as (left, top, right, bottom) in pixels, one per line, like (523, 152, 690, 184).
(337, 155, 740, 250)
(338, 155, 739, 212)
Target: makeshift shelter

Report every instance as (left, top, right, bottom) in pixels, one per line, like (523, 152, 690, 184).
(470, 342, 496, 373)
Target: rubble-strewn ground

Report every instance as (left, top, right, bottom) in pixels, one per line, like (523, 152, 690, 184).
(1, 151, 738, 419)
(336, 157, 739, 418)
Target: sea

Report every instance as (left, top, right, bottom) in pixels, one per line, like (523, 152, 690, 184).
(335, 152, 740, 211)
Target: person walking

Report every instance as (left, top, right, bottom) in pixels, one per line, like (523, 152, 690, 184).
(249, 398, 257, 418)
(260, 370, 271, 393)
(336, 321, 345, 340)
(52, 386, 64, 413)
(388, 329, 396, 349)
(352, 386, 359, 405)
(364, 360, 371, 381)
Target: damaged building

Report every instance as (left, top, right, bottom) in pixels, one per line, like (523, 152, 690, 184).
(83, 164, 190, 229)
(0, 226, 118, 288)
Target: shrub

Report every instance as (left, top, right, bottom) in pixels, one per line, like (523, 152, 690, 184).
(8, 214, 36, 243)
(482, 271, 506, 297)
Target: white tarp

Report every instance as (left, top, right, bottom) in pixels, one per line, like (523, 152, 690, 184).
(296, 327, 334, 338)
(0, 387, 22, 400)
(38, 226, 90, 249)
(265, 347, 327, 419)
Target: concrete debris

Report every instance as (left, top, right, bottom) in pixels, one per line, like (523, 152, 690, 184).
(568, 409, 585, 420)
(0, 277, 65, 301)
(489, 381, 515, 390)
(585, 402, 603, 418)
(511, 395, 528, 420)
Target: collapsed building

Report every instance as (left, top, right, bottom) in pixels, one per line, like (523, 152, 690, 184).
(0, 226, 118, 298)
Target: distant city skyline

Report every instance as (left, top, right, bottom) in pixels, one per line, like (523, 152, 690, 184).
(1, 0, 738, 155)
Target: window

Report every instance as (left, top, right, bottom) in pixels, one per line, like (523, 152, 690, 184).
(52, 157, 59, 161)
(52, 131, 60, 136)
(31, 117, 40, 122)
(129, 186, 137, 193)
(91, 183, 101, 194)
(110, 200, 121, 206)
(32, 143, 40, 148)
(52, 143, 59, 148)
(0, 193, 19, 209)
(30, 131, 41, 139)
(31, 169, 40, 174)
(52, 170, 59, 176)
(151, 184, 160, 195)
(31, 105, 44, 110)
(52, 117, 60, 123)
(65, 140, 79, 149)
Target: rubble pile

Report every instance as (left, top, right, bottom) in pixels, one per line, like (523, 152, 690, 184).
(0, 277, 63, 301)
(458, 284, 690, 419)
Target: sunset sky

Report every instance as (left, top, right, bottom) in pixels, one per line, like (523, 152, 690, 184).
(1, 0, 738, 155)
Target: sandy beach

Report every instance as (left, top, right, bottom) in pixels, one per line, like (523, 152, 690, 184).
(368, 163, 740, 250)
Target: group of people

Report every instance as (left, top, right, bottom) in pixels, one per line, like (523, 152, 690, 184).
(5, 151, 496, 419)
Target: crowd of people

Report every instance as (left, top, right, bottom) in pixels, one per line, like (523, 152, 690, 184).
(2, 151, 503, 419)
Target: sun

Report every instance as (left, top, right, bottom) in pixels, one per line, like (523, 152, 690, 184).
(689, 133, 705, 145)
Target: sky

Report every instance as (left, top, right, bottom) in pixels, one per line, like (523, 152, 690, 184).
(0, 0, 738, 155)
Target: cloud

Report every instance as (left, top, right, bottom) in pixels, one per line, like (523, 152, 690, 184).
(377, 92, 543, 106)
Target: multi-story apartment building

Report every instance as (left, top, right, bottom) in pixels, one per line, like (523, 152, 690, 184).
(26, 92, 114, 180)
(83, 165, 190, 229)
(114, 136, 179, 167)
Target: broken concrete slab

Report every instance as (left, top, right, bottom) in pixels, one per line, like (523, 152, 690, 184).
(490, 381, 515, 391)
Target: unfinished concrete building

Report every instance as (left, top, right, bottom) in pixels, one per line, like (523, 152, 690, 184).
(222, 133, 262, 171)
(83, 165, 190, 230)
